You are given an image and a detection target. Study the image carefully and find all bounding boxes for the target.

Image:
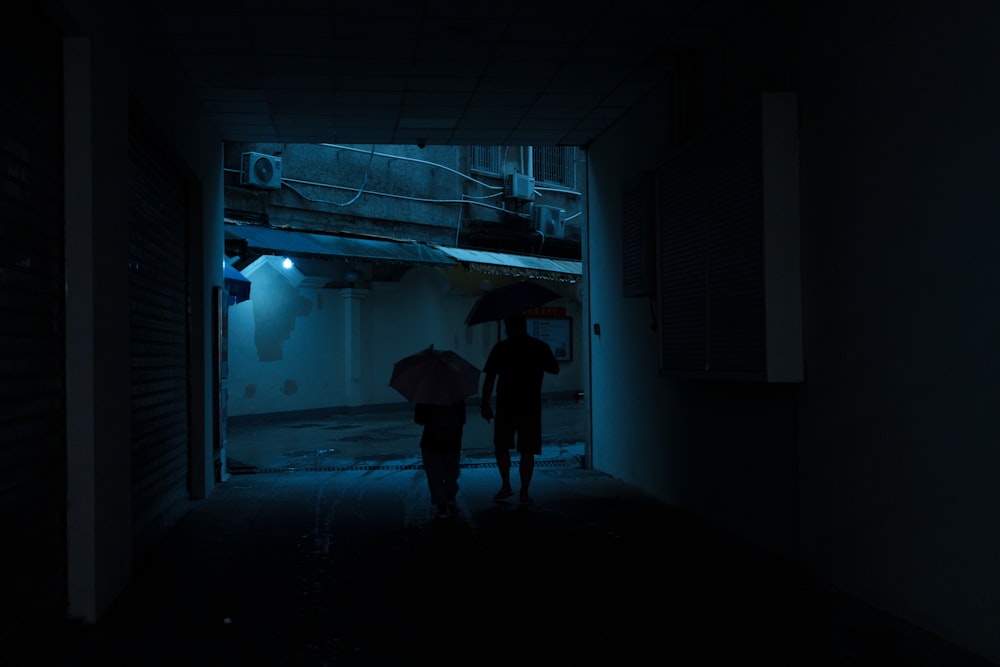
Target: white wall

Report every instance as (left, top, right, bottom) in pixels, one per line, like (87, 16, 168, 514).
(227, 265, 583, 418)
(586, 2, 1000, 663)
(585, 85, 683, 492)
(588, 83, 800, 561)
(795, 2, 1000, 661)
(227, 263, 345, 415)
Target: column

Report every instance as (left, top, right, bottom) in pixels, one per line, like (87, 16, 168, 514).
(341, 288, 370, 408)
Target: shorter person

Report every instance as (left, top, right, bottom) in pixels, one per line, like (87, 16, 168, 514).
(414, 400, 466, 518)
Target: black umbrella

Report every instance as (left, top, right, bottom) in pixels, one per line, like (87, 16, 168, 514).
(464, 281, 561, 326)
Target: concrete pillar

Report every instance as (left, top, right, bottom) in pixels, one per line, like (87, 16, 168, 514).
(341, 288, 370, 407)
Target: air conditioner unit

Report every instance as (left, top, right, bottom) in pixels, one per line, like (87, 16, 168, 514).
(532, 205, 566, 238)
(505, 173, 534, 201)
(240, 152, 283, 189)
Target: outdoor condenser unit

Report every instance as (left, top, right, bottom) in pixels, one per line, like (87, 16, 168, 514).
(240, 152, 283, 189)
(505, 173, 534, 201)
(532, 204, 566, 238)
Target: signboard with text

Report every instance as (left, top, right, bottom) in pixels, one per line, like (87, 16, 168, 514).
(499, 307, 572, 361)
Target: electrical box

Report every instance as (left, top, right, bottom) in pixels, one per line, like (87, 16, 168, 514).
(240, 152, 283, 189)
(532, 205, 566, 238)
(505, 173, 535, 201)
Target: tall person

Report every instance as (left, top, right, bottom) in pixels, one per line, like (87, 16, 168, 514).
(480, 312, 559, 506)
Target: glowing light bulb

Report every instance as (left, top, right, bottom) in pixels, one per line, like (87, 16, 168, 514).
(282, 257, 293, 269)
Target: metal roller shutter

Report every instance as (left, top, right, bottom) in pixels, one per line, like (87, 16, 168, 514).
(128, 118, 191, 545)
(0, 1, 68, 657)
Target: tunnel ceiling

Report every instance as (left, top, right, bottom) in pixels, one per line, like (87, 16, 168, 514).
(144, 0, 763, 147)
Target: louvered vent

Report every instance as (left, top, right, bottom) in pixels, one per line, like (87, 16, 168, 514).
(129, 118, 192, 544)
(622, 171, 656, 297)
(656, 93, 802, 382)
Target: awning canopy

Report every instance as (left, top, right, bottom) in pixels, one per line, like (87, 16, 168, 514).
(225, 223, 582, 281)
(433, 246, 582, 282)
(226, 223, 457, 267)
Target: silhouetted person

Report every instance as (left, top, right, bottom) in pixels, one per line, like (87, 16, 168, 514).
(480, 312, 559, 505)
(414, 400, 465, 518)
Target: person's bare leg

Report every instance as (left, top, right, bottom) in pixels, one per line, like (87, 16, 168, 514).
(494, 447, 513, 499)
(519, 452, 535, 504)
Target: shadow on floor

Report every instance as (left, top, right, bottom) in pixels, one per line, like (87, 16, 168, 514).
(46, 458, 996, 667)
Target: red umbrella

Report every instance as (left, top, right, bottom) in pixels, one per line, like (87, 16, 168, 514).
(464, 281, 561, 326)
(389, 345, 481, 406)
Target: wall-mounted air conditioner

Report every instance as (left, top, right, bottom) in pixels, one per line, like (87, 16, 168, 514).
(505, 173, 534, 201)
(240, 152, 283, 189)
(532, 205, 566, 238)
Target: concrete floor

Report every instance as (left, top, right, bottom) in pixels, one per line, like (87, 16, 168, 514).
(48, 401, 996, 666)
(222, 398, 588, 473)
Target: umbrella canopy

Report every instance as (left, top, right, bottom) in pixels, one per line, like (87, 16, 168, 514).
(224, 263, 252, 305)
(464, 281, 561, 326)
(389, 345, 481, 406)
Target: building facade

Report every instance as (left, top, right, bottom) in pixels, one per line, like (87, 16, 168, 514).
(221, 143, 585, 425)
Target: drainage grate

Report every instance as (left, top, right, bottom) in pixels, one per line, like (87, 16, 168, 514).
(229, 457, 582, 475)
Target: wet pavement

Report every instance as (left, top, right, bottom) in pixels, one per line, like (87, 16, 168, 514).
(48, 400, 996, 666)
(222, 398, 588, 474)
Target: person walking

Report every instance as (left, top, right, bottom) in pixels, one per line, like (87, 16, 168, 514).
(480, 312, 560, 506)
(414, 400, 466, 519)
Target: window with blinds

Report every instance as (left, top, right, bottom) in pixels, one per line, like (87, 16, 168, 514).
(655, 93, 802, 383)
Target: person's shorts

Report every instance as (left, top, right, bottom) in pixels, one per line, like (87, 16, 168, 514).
(493, 414, 542, 455)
